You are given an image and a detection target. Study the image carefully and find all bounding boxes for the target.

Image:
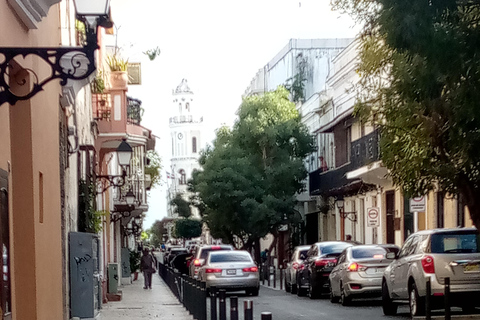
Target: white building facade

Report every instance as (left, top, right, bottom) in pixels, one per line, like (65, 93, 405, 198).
(167, 79, 203, 219)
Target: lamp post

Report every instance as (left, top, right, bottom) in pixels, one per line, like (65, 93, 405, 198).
(96, 139, 133, 193)
(336, 197, 357, 222)
(0, 0, 112, 106)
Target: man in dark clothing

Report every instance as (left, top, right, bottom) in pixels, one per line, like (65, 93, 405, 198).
(140, 248, 155, 289)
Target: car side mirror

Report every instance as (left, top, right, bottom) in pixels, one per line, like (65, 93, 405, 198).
(386, 252, 396, 259)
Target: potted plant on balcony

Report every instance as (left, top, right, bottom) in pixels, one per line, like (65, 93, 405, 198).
(106, 54, 129, 89)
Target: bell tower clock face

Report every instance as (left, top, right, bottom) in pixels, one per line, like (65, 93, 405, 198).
(177, 133, 183, 140)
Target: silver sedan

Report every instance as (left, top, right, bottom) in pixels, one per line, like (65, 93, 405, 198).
(329, 245, 394, 306)
(198, 250, 260, 296)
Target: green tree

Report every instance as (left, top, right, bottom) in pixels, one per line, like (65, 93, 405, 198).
(332, 0, 480, 227)
(145, 150, 162, 189)
(170, 193, 191, 218)
(190, 87, 314, 262)
(173, 218, 202, 239)
(148, 220, 167, 247)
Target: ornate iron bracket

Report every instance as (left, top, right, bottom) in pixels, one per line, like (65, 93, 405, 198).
(340, 211, 357, 222)
(96, 170, 127, 193)
(0, 29, 98, 106)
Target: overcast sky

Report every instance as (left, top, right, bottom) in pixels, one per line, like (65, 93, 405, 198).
(108, 0, 361, 229)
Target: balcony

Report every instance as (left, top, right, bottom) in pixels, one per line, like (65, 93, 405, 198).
(169, 115, 203, 124)
(309, 130, 380, 196)
(350, 130, 380, 168)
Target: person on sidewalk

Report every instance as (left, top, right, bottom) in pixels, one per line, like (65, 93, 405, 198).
(140, 248, 156, 289)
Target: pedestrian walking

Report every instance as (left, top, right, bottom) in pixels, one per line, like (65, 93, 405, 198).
(140, 248, 156, 289)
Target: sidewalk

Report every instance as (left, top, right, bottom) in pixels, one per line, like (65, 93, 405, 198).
(97, 272, 193, 320)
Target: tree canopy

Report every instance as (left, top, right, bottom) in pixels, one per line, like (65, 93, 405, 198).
(189, 87, 314, 258)
(173, 219, 202, 239)
(170, 193, 192, 218)
(148, 220, 167, 247)
(333, 0, 480, 226)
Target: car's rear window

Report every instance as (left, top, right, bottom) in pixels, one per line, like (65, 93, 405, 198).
(431, 232, 480, 253)
(321, 243, 351, 255)
(210, 253, 252, 263)
(352, 247, 386, 259)
(200, 247, 231, 259)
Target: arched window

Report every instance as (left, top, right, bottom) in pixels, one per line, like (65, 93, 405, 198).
(179, 103, 182, 113)
(178, 169, 187, 185)
(192, 137, 197, 153)
(186, 102, 190, 112)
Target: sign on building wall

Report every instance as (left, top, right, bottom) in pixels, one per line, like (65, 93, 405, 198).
(409, 196, 426, 212)
(367, 207, 380, 227)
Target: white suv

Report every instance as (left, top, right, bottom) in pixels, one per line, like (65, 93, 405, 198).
(382, 228, 480, 317)
(189, 244, 233, 278)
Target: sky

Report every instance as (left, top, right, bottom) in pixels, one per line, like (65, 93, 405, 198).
(108, 0, 361, 229)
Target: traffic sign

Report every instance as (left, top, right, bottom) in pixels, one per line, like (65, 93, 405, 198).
(409, 196, 426, 212)
(367, 207, 380, 227)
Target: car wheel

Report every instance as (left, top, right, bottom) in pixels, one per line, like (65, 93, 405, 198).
(409, 282, 425, 317)
(340, 283, 351, 306)
(285, 279, 291, 293)
(247, 287, 259, 296)
(308, 282, 318, 299)
(329, 281, 339, 303)
(382, 281, 398, 316)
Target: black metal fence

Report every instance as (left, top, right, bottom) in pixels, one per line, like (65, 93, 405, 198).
(158, 261, 276, 320)
(158, 263, 207, 320)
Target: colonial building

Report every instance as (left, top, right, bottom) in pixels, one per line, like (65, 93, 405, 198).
(167, 79, 203, 219)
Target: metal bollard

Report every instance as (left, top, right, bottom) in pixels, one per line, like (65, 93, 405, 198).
(279, 266, 283, 291)
(262, 264, 266, 285)
(267, 264, 271, 287)
(261, 312, 273, 320)
(230, 296, 238, 320)
(273, 266, 276, 289)
(210, 286, 217, 320)
(425, 277, 431, 320)
(244, 300, 253, 320)
(445, 277, 451, 320)
(219, 289, 227, 320)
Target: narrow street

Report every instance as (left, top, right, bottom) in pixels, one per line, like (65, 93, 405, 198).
(206, 286, 411, 320)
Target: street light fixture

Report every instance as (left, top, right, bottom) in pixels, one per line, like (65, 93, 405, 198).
(336, 197, 357, 222)
(125, 190, 135, 205)
(96, 139, 133, 193)
(0, 0, 112, 106)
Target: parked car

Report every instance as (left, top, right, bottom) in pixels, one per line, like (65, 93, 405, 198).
(298, 241, 354, 298)
(382, 227, 480, 317)
(197, 250, 260, 296)
(284, 245, 310, 294)
(163, 245, 182, 264)
(166, 247, 188, 266)
(189, 244, 234, 278)
(329, 245, 395, 305)
(170, 252, 193, 275)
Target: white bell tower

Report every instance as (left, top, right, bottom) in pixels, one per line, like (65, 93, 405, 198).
(167, 79, 203, 218)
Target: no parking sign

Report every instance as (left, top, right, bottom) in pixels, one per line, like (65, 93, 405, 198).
(409, 196, 426, 212)
(367, 207, 380, 227)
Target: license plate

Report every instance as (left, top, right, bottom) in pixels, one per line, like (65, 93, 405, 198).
(464, 264, 480, 273)
(227, 269, 236, 275)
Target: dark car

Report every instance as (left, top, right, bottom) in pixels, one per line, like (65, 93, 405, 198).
(166, 248, 189, 266)
(298, 241, 354, 298)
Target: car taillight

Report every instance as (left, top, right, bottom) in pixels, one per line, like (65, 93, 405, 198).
(205, 268, 222, 273)
(292, 262, 299, 270)
(194, 259, 201, 266)
(348, 262, 359, 272)
(422, 255, 435, 274)
(212, 246, 221, 250)
(242, 267, 258, 272)
(315, 258, 336, 267)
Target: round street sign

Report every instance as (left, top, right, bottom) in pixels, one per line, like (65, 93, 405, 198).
(367, 207, 380, 227)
